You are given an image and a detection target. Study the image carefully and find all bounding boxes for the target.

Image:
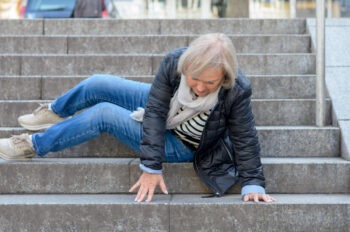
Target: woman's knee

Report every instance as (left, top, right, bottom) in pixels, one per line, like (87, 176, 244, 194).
(83, 74, 120, 90)
(88, 102, 141, 141)
(91, 102, 120, 122)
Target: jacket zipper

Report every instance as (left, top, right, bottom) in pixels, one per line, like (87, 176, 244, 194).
(193, 101, 222, 196)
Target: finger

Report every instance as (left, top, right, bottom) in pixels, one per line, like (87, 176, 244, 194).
(243, 194, 249, 202)
(253, 194, 259, 203)
(267, 195, 277, 202)
(159, 178, 168, 194)
(135, 185, 145, 202)
(243, 194, 250, 202)
(146, 187, 155, 203)
(136, 187, 148, 202)
(134, 187, 142, 202)
(261, 194, 271, 202)
(262, 194, 277, 202)
(129, 181, 140, 193)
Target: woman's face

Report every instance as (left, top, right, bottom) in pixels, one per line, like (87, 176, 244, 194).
(186, 67, 224, 97)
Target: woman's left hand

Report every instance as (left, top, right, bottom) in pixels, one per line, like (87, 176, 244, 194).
(243, 193, 276, 203)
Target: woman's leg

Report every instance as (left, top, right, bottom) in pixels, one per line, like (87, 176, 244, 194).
(164, 131, 194, 162)
(33, 74, 194, 161)
(33, 102, 142, 156)
(51, 74, 150, 117)
(33, 102, 194, 163)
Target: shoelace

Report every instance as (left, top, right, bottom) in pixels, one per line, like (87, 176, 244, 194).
(11, 134, 33, 153)
(33, 103, 49, 115)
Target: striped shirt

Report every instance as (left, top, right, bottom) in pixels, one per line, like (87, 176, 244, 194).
(173, 106, 210, 149)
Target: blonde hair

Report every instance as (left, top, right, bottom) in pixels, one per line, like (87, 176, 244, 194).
(177, 33, 238, 89)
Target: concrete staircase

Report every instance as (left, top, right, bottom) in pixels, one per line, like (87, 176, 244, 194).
(0, 19, 348, 231)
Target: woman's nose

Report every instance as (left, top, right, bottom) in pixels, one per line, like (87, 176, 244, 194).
(196, 82, 206, 92)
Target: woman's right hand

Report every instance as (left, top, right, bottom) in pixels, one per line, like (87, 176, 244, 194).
(129, 171, 168, 202)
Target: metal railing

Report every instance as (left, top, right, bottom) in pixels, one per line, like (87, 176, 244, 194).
(316, 0, 326, 126)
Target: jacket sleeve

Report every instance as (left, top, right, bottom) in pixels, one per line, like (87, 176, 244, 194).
(227, 75, 265, 188)
(139, 53, 176, 171)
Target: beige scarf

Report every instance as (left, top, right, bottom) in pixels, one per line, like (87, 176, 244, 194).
(130, 74, 220, 129)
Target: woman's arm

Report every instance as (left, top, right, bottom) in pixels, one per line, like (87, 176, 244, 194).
(140, 52, 177, 171)
(130, 49, 183, 202)
(227, 72, 274, 202)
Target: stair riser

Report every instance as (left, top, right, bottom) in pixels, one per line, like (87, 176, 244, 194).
(0, 75, 317, 100)
(0, 195, 169, 232)
(0, 159, 348, 194)
(0, 100, 332, 126)
(258, 127, 339, 157)
(158, 19, 306, 35)
(0, 54, 316, 76)
(0, 194, 347, 232)
(0, 36, 310, 54)
(169, 195, 349, 232)
(131, 160, 350, 194)
(0, 19, 306, 35)
(0, 20, 43, 35)
(252, 100, 332, 125)
(0, 195, 348, 232)
(0, 159, 131, 194)
(0, 128, 339, 157)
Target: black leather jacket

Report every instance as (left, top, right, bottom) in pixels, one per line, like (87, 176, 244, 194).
(140, 48, 265, 196)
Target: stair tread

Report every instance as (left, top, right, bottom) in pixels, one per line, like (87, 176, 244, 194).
(0, 193, 347, 231)
(0, 156, 347, 163)
(0, 194, 348, 204)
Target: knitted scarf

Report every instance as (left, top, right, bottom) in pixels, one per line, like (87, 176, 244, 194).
(130, 74, 220, 129)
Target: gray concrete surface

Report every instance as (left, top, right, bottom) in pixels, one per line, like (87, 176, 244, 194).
(1, 157, 348, 194)
(0, 194, 348, 232)
(0, 75, 317, 100)
(39, 19, 306, 35)
(0, 126, 340, 158)
(0, 99, 332, 126)
(0, 18, 347, 230)
(308, 19, 350, 160)
(0, 54, 315, 76)
(0, 35, 310, 54)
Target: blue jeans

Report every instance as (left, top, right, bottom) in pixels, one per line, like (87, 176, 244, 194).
(32, 74, 194, 162)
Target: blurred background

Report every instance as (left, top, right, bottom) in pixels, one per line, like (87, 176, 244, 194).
(1, 0, 350, 19)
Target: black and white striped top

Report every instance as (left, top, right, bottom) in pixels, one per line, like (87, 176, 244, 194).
(173, 107, 210, 149)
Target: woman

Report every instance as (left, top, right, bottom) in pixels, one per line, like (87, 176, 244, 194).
(0, 33, 275, 203)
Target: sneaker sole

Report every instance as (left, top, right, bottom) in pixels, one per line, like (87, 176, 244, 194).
(0, 152, 32, 161)
(18, 123, 55, 131)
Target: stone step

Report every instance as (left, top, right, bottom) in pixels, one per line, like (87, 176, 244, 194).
(0, 99, 332, 126)
(0, 194, 347, 231)
(0, 19, 307, 36)
(252, 99, 332, 125)
(0, 54, 316, 76)
(0, 75, 318, 100)
(0, 126, 340, 157)
(0, 35, 310, 54)
(0, 157, 348, 194)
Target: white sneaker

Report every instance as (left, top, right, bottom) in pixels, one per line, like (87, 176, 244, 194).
(18, 103, 65, 131)
(0, 134, 36, 160)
